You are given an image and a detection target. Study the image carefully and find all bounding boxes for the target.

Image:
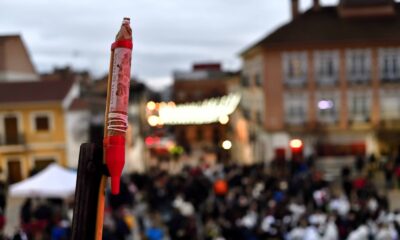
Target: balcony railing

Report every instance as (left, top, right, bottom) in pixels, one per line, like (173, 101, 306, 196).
(283, 77, 307, 88)
(347, 78, 371, 85)
(315, 74, 338, 87)
(0, 133, 26, 146)
(379, 119, 400, 129)
(381, 78, 400, 84)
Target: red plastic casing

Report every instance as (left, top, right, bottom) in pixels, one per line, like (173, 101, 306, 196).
(111, 40, 133, 50)
(104, 135, 125, 195)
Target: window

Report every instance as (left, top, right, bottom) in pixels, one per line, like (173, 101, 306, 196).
(256, 111, 263, 124)
(31, 112, 53, 132)
(315, 51, 339, 85)
(241, 75, 250, 87)
(7, 158, 22, 184)
(316, 91, 340, 123)
(255, 74, 262, 87)
(196, 127, 204, 141)
(284, 93, 308, 124)
(193, 90, 203, 100)
(348, 91, 371, 122)
(4, 115, 19, 145)
(35, 116, 49, 131)
(346, 49, 371, 83)
(177, 91, 186, 101)
(380, 89, 400, 120)
(282, 52, 307, 86)
(242, 109, 251, 120)
(379, 48, 400, 82)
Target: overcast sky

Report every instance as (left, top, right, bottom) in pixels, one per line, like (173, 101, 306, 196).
(1, 0, 338, 90)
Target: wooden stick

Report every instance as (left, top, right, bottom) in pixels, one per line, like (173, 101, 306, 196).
(94, 49, 114, 240)
(71, 143, 103, 240)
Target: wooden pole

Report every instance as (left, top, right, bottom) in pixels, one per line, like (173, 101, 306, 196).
(71, 143, 103, 240)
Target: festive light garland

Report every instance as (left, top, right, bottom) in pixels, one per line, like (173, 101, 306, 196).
(152, 93, 241, 125)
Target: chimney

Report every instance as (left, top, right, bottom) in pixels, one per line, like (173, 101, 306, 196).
(313, 0, 320, 11)
(291, 0, 299, 19)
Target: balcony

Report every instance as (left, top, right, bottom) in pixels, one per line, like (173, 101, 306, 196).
(348, 116, 371, 130)
(283, 77, 307, 88)
(349, 114, 370, 123)
(285, 119, 306, 125)
(379, 119, 400, 129)
(315, 75, 338, 87)
(381, 77, 400, 84)
(315, 119, 340, 129)
(0, 133, 26, 146)
(347, 71, 371, 85)
(347, 78, 371, 86)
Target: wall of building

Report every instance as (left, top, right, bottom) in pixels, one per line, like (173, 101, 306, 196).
(246, 42, 400, 159)
(0, 102, 68, 181)
(65, 110, 90, 168)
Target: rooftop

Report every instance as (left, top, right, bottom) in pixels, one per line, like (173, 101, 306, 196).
(0, 34, 38, 81)
(0, 79, 74, 104)
(242, 2, 400, 54)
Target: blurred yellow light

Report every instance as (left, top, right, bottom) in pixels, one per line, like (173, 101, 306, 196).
(168, 101, 176, 107)
(147, 101, 156, 110)
(157, 117, 164, 126)
(222, 140, 232, 150)
(218, 115, 229, 125)
(160, 102, 167, 108)
(165, 141, 175, 150)
(290, 139, 303, 149)
(147, 115, 159, 127)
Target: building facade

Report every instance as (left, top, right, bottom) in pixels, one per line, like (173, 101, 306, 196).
(0, 35, 80, 183)
(241, 0, 400, 160)
(0, 79, 78, 183)
(172, 63, 239, 161)
(240, 54, 271, 163)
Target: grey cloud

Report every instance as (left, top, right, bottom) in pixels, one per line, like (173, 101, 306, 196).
(1, 0, 339, 88)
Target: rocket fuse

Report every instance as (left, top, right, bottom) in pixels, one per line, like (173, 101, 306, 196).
(104, 18, 133, 195)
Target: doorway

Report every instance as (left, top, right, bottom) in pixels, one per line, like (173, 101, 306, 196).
(4, 116, 19, 145)
(34, 158, 55, 172)
(7, 159, 22, 184)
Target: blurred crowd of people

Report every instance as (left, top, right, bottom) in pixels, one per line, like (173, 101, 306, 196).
(1, 152, 400, 239)
(1, 198, 71, 240)
(99, 152, 400, 240)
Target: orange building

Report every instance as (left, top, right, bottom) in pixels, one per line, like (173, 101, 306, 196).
(0, 35, 81, 183)
(241, 0, 400, 159)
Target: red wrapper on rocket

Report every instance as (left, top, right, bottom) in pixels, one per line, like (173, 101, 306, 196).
(104, 18, 133, 195)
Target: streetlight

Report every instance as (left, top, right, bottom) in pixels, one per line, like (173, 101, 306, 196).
(147, 115, 159, 127)
(289, 138, 303, 160)
(146, 101, 156, 111)
(218, 115, 229, 125)
(222, 140, 232, 150)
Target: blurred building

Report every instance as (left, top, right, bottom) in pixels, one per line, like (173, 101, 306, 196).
(241, 0, 400, 160)
(0, 79, 79, 183)
(172, 63, 241, 162)
(239, 49, 270, 164)
(65, 98, 90, 169)
(0, 35, 84, 183)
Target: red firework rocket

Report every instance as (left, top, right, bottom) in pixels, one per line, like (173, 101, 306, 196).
(104, 18, 133, 195)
